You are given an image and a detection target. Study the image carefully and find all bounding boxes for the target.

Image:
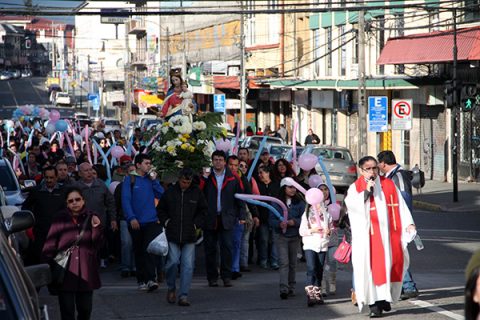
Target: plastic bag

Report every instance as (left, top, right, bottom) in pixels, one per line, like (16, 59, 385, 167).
(147, 231, 169, 256)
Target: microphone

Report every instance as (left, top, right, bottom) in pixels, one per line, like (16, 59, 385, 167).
(369, 176, 375, 193)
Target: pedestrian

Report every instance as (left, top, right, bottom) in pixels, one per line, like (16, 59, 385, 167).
(42, 187, 104, 320)
(273, 158, 296, 181)
(256, 165, 280, 270)
(158, 168, 207, 306)
(199, 150, 246, 287)
(377, 150, 419, 300)
(56, 161, 73, 186)
(22, 166, 66, 265)
(74, 162, 117, 268)
(465, 250, 480, 320)
(299, 187, 333, 306)
(271, 178, 305, 299)
(304, 129, 320, 145)
(122, 154, 165, 292)
(345, 156, 416, 317)
(277, 124, 288, 142)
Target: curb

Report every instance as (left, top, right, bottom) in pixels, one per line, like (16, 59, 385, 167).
(413, 200, 442, 212)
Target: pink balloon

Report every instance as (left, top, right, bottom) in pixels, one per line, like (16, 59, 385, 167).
(299, 153, 318, 171)
(328, 203, 341, 221)
(81, 127, 91, 138)
(215, 139, 231, 152)
(109, 181, 120, 194)
(306, 188, 324, 205)
(308, 174, 324, 188)
(49, 110, 60, 122)
(111, 146, 125, 159)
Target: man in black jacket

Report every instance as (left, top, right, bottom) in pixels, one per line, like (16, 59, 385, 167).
(200, 150, 246, 287)
(22, 166, 65, 265)
(158, 168, 207, 306)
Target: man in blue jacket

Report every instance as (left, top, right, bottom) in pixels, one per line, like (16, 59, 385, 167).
(122, 154, 164, 292)
(200, 150, 246, 287)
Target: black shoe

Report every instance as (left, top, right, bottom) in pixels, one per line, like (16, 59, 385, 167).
(287, 290, 295, 297)
(223, 279, 233, 287)
(280, 291, 288, 299)
(120, 270, 130, 278)
(369, 305, 383, 318)
(208, 280, 218, 287)
(380, 301, 391, 312)
(232, 272, 242, 280)
(401, 289, 419, 300)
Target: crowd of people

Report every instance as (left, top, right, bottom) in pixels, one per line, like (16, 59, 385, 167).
(0, 109, 429, 320)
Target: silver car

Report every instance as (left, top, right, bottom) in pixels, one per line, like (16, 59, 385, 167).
(305, 146, 358, 192)
(0, 158, 25, 206)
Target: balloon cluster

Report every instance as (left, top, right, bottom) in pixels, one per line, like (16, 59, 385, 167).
(215, 138, 231, 153)
(12, 105, 50, 121)
(44, 110, 69, 133)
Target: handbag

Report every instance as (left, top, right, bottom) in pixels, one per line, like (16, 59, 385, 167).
(147, 231, 169, 256)
(51, 215, 91, 286)
(333, 235, 352, 264)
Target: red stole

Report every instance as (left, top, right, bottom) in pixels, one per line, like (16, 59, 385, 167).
(355, 177, 404, 286)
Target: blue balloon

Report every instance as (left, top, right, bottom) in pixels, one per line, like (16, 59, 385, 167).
(55, 120, 68, 132)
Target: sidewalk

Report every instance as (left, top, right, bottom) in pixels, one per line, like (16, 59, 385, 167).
(413, 180, 480, 212)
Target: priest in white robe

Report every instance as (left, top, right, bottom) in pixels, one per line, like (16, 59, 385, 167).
(345, 156, 416, 318)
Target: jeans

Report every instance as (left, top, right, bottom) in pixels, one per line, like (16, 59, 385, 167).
(232, 223, 244, 272)
(204, 228, 234, 281)
(58, 291, 93, 320)
(129, 222, 162, 284)
(165, 242, 196, 298)
(325, 245, 338, 273)
(240, 228, 250, 268)
(274, 233, 300, 292)
(402, 269, 417, 292)
(120, 220, 135, 272)
(256, 224, 278, 266)
(304, 250, 326, 287)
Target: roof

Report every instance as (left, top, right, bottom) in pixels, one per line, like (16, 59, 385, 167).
(377, 26, 480, 65)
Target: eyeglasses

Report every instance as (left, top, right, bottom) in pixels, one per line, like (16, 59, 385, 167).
(361, 166, 378, 172)
(67, 197, 83, 204)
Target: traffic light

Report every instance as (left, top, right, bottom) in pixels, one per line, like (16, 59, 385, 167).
(461, 83, 478, 112)
(462, 97, 475, 112)
(444, 81, 454, 108)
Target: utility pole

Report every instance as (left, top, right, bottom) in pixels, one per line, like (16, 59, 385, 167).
(100, 61, 104, 118)
(125, 21, 131, 123)
(166, 27, 171, 89)
(181, 0, 187, 80)
(240, 0, 247, 137)
(357, 8, 367, 158)
(452, 8, 459, 202)
(87, 54, 91, 117)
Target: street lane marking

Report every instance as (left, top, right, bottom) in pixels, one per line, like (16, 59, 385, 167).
(421, 228, 480, 234)
(7, 81, 18, 106)
(29, 78, 45, 103)
(409, 299, 463, 320)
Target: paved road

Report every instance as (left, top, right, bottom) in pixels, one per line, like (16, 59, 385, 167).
(38, 209, 479, 319)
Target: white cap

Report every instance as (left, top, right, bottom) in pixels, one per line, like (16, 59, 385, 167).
(280, 177, 296, 188)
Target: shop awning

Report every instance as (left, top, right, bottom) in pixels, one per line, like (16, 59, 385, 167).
(377, 26, 480, 65)
(266, 78, 418, 90)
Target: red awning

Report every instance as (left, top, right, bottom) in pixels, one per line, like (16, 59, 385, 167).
(377, 26, 480, 65)
(213, 76, 240, 89)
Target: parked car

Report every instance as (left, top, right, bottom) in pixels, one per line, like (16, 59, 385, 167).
(55, 92, 72, 106)
(0, 158, 26, 207)
(0, 204, 50, 320)
(241, 135, 285, 159)
(305, 146, 357, 192)
(103, 117, 123, 133)
(20, 70, 32, 78)
(8, 69, 21, 79)
(0, 71, 13, 80)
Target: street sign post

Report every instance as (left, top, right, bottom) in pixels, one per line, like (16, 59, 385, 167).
(214, 94, 226, 113)
(391, 99, 413, 130)
(368, 96, 388, 132)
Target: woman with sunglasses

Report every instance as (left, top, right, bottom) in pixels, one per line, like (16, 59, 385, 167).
(270, 178, 306, 299)
(43, 187, 103, 320)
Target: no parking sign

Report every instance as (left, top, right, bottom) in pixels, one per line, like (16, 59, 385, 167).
(391, 99, 412, 130)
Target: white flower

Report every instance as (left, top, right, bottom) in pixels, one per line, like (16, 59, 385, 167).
(161, 126, 169, 134)
(193, 121, 206, 131)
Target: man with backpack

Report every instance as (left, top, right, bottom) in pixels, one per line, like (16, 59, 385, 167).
(377, 150, 420, 300)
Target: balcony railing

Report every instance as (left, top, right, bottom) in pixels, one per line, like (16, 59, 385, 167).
(128, 19, 146, 35)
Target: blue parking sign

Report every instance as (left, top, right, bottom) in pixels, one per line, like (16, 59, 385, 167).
(368, 96, 388, 132)
(214, 94, 226, 113)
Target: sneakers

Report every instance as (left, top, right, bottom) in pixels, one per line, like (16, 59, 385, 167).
(270, 263, 279, 270)
(208, 280, 219, 287)
(147, 280, 159, 292)
(100, 259, 107, 269)
(138, 283, 148, 291)
(178, 296, 190, 306)
(305, 285, 316, 307)
(167, 289, 176, 304)
(232, 272, 242, 280)
(313, 286, 324, 305)
(400, 289, 419, 300)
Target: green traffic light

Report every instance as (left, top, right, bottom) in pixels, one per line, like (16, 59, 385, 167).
(465, 99, 473, 110)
